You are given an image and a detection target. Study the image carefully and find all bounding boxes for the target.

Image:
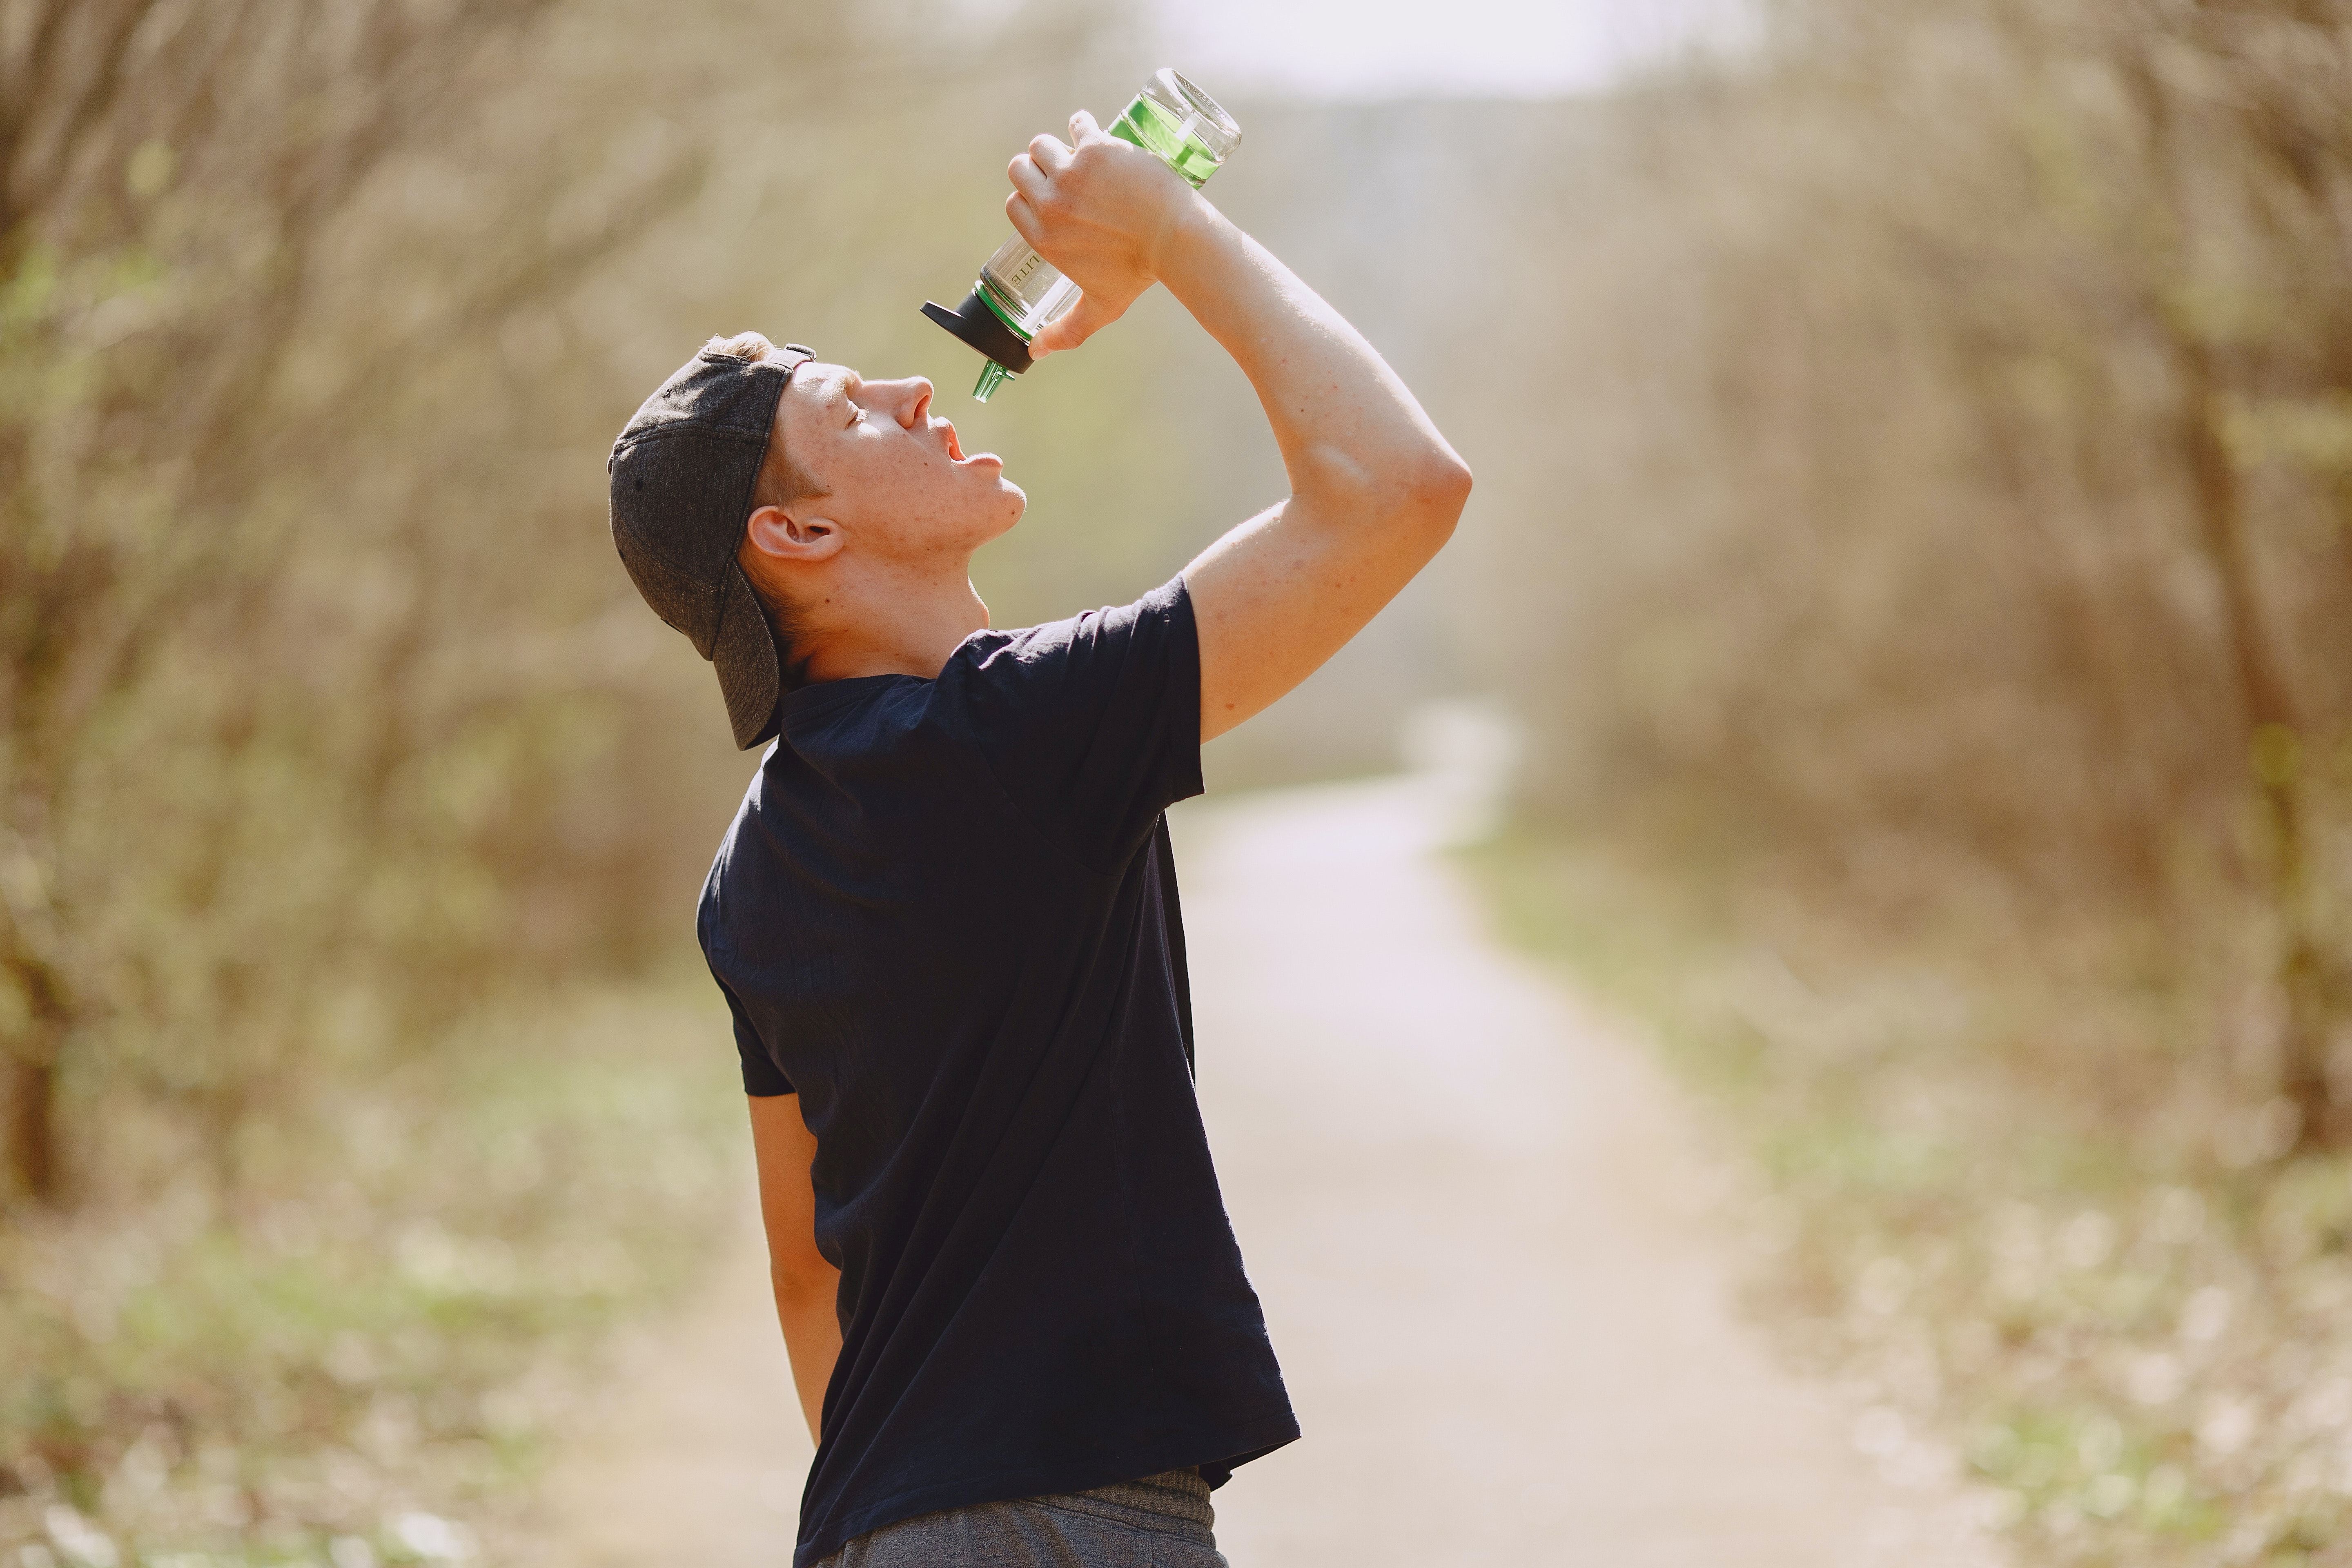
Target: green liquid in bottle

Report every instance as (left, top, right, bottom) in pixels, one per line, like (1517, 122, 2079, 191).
(936, 69, 1241, 400)
(1110, 93, 1226, 189)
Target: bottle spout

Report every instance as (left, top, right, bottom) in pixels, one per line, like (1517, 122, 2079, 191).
(922, 293, 1033, 402)
(972, 360, 1017, 402)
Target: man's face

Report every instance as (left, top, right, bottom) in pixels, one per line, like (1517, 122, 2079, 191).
(775, 363, 1025, 564)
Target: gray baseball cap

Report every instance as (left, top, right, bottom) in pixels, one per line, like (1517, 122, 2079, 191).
(607, 341, 815, 750)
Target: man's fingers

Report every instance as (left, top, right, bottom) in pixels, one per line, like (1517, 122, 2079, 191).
(1029, 132, 1073, 173)
(1027, 292, 1126, 359)
(1069, 109, 1102, 144)
(1007, 153, 1049, 204)
(1004, 191, 1045, 247)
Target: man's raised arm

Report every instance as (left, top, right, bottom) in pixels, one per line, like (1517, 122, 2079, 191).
(1010, 113, 1472, 742)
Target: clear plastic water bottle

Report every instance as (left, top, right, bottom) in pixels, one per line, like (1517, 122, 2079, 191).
(923, 69, 1242, 401)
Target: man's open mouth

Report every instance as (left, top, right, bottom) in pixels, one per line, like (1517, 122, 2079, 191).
(940, 422, 966, 462)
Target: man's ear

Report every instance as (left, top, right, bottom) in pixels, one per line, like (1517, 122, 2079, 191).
(744, 503, 843, 566)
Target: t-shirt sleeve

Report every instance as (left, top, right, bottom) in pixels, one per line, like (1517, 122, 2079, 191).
(957, 574, 1204, 873)
(717, 972, 794, 1097)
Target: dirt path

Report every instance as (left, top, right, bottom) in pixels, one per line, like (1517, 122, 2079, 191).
(520, 771, 2008, 1567)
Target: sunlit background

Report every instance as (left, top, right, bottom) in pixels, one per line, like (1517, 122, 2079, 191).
(4, 0, 2350, 1565)
(1148, 0, 1752, 97)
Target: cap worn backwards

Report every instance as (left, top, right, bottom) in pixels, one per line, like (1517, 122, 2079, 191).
(607, 341, 815, 750)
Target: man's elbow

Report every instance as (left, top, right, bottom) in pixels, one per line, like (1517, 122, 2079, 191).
(770, 1256, 836, 1308)
(1401, 450, 1472, 540)
(1301, 443, 1471, 540)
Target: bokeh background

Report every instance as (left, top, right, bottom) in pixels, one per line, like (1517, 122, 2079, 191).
(4, 0, 2352, 1564)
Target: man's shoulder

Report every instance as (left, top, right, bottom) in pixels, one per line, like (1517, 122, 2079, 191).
(695, 778, 763, 949)
(949, 577, 1194, 691)
(703, 675, 1011, 884)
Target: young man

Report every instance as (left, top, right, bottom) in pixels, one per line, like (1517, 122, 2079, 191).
(606, 110, 1469, 1568)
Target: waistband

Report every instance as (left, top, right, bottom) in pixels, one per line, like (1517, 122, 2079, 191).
(1031, 1468, 1214, 1543)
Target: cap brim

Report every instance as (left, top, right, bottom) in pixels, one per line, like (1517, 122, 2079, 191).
(711, 559, 784, 750)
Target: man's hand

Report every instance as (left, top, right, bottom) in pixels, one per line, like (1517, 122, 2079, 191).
(1005, 111, 1200, 358)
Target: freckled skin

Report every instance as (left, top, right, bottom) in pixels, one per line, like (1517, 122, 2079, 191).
(737, 365, 1022, 686)
(779, 365, 1023, 571)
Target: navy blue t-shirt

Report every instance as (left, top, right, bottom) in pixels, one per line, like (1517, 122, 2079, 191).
(697, 576, 1297, 1567)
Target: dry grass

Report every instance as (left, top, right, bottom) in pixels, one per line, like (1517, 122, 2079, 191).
(0, 976, 745, 1568)
(1469, 821, 2352, 1568)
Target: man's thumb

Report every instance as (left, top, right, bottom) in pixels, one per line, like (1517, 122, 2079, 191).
(1028, 294, 1123, 358)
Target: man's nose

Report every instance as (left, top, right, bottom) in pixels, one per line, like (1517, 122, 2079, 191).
(883, 377, 933, 427)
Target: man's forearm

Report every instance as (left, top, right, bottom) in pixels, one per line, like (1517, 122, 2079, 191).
(1156, 203, 1464, 513)
(1009, 114, 1469, 738)
(773, 1274, 842, 1446)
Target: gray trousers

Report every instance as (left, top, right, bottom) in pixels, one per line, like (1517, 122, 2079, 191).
(817, 1469, 1230, 1568)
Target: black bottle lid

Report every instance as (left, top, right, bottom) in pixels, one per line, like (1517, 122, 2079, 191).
(922, 290, 1033, 376)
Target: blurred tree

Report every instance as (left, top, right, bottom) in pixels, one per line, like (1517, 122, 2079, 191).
(0, 0, 957, 1207)
(1, 0, 578, 1202)
(1472, 0, 2352, 1150)
(2103, 3, 2352, 1147)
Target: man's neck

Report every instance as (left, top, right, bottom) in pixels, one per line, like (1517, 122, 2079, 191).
(797, 569, 989, 685)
